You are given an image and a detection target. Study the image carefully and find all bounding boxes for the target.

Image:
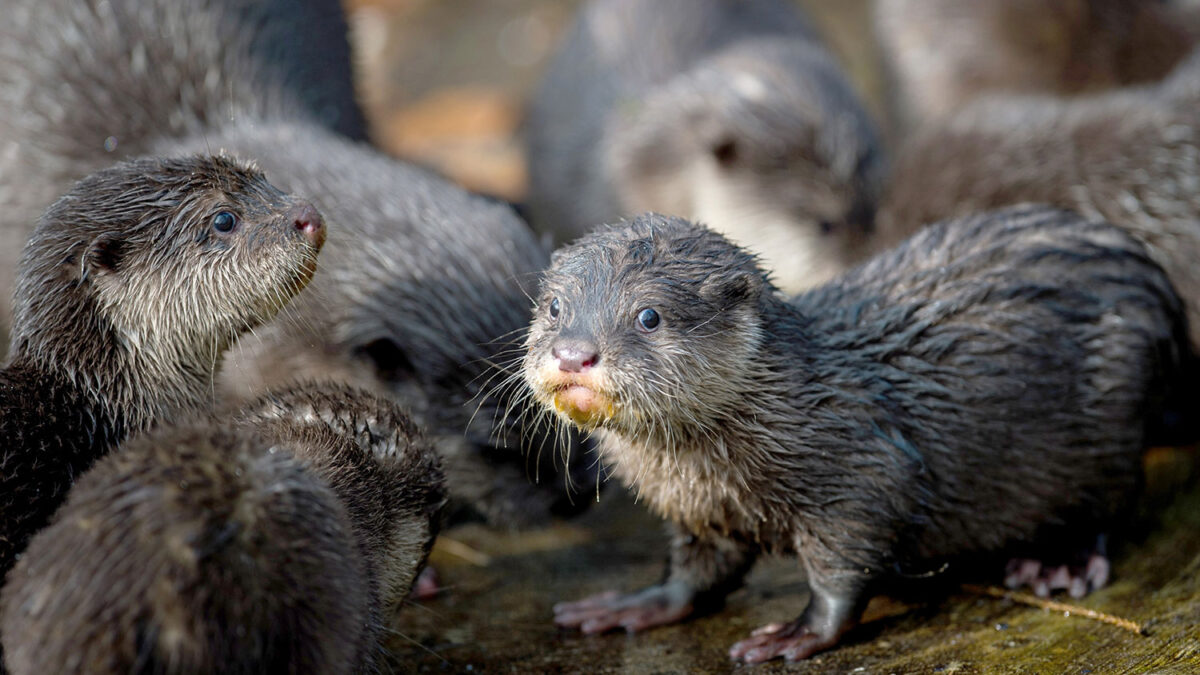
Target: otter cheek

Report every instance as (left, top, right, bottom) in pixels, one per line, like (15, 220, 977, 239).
(554, 384, 613, 428)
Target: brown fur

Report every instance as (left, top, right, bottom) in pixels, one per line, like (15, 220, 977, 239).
(524, 209, 1193, 662)
(2, 383, 444, 675)
(875, 0, 1198, 130)
(0, 155, 323, 581)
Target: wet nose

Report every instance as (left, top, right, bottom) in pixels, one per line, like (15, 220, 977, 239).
(291, 202, 326, 248)
(552, 341, 600, 373)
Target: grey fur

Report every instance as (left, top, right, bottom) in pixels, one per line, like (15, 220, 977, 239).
(524, 208, 1193, 661)
(0, 155, 323, 592)
(877, 50, 1200, 350)
(525, 0, 884, 294)
(2, 383, 445, 675)
(874, 0, 1197, 130)
(0, 0, 596, 526)
(0, 0, 363, 333)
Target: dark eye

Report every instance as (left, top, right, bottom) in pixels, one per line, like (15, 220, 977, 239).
(818, 220, 835, 235)
(636, 308, 660, 332)
(548, 297, 560, 320)
(211, 211, 239, 234)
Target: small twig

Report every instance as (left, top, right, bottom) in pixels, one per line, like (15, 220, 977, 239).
(962, 584, 1146, 636)
(435, 536, 493, 566)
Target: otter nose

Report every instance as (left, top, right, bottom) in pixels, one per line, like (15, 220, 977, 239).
(291, 202, 326, 248)
(552, 341, 600, 373)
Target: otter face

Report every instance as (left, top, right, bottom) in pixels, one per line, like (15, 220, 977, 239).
(523, 214, 768, 440)
(13, 154, 324, 366)
(608, 41, 883, 295)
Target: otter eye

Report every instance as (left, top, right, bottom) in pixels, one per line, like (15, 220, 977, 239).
(549, 297, 561, 320)
(211, 211, 239, 234)
(818, 220, 835, 235)
(636, 308, 660, 332)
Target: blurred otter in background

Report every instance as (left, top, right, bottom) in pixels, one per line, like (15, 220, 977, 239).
(525, 0, 885, 295)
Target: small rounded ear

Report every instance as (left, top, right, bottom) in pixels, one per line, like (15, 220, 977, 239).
(700, 269, 763, 307)
(712, 138, 739, 167)
(81, 233, 125, 280)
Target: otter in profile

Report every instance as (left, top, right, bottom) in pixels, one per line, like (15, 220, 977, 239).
(876, 50, 1200, 350)
(0, 0, 597, 528)
(2, 384, 445, 674)
(525, 0, 884, 294)
(0, 154, 324, 579)
(874, 0, 1197, 130)
(522, 210, 1193, 663)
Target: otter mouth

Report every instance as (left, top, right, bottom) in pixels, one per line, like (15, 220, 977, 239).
(551, 382, 615, 429)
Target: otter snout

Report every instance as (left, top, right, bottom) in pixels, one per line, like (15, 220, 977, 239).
(551, 340, 600, 373)
(290, 202, 326, 249)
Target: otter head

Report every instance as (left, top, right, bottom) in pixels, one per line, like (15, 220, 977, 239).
(11, 154, 325, 420)
(608, 39, 884, 295)
(524, 214, 770, 442)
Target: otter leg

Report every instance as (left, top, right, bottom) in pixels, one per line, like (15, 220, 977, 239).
(1004, 534, 1110, 599)
(730, 544, 868, 663)
(553, 525, 756, 634)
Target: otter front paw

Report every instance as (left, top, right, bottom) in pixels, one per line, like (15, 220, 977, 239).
(728, 620, 841, 663)
(553, 582, 695, 634)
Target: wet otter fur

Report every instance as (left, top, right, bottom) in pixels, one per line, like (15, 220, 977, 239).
(0, 0, 597, 528)
(525, 0, 884, 294)
(874, 0, 1198, 131)
(0, 0, 362, 333)
(877, 50, 1200, 351)
(0, 154, 324, 582)
(522, 209, 1194, 663)
(2, 383, 444, 674)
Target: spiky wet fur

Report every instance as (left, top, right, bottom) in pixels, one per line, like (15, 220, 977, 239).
(524, 208, 1193, 646)
(0, 154, 322, 579)
(2, 383, 445, 675)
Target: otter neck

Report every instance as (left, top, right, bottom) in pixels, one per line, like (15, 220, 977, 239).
(10, 292, 222, 434)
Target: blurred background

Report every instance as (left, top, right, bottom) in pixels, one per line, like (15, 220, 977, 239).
(341, 0, 879, 203)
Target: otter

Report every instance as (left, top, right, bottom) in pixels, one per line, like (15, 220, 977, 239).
(522, 209, 1194, 663)
(0, 154, 324, 581)
(0, 0, 362, 333)
(874, 0, 1197, 131)
(876, 49, 1200, 351)
(0, 0, 597, 528)
(2, 383, 445, 674)
(524, 0, 884, 294)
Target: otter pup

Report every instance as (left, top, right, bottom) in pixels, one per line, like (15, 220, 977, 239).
(0, 0, 597, 528)
(0, 0, 363, 330)
(0, 154, 324, 579)
(876, 50, 1200, 350)
(874, 0, 1198, 130)
(523, 209, 1193, 663)
(525, 0, 884, 294)
(2, 384, 445, 674)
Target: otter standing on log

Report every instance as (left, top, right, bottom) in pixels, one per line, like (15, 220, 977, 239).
(2, 384, 445, 675)
(522, 209, 1194, 663)
(525, 0, 884, 294)
(0, 0, 597, 528)
(0, 154, 325, 580)
(876, 50, 1200, 351)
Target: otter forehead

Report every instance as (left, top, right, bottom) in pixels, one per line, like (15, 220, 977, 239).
(539, 215, 766, 334)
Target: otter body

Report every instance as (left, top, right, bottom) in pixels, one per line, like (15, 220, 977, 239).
(877, 51, 1200, 349)
(523, 209, 1193, 663)
(2, 384, 445, 675)
(875, 0, 1197, 130)
(0, 0, 596, 526)
(525, 0, 884, 293)
(0, 155, 324, 579)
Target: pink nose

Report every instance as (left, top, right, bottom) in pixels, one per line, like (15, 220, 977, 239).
(552, 342, 599, 373)
(291, 202, 325, 248)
